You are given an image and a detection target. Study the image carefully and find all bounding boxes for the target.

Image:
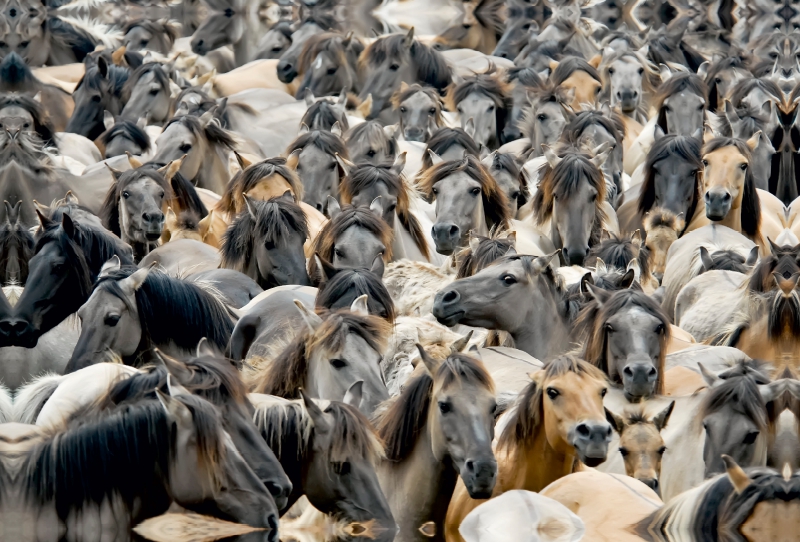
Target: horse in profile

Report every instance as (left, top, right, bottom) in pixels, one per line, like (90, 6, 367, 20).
(66, 57, 129, 141)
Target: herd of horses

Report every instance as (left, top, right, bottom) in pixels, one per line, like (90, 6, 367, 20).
(4, 0, 800, 540)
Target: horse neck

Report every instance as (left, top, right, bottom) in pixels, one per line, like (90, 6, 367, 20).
(391, 212, 427, 262)
(198, 142, 231, 194)
(234, 9, 263, 65)
(379, 419, 457, 540)
(497, 422, 577, 494)
(511, 281, 570, 360)
(130, 240, 156, 263)
(472, 196, 490, 237)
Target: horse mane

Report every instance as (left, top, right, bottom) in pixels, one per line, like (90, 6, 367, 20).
(121, 62, 171, 103)
(455, 228, 515, 279)
(98, 119, 151, 153)
(576, 289, 669, 394)
(561, 109, 625, 149)
(374, 352, 493, 461)
(123, 19, 179, 44)
(168, 168, 208, 219)
(563, 268, 643, 323)
(297, 32, 362, 76)
(391, 84, 445, 126)
(100, 167, 172, 238)
(418, 154, 511, 230)
(24, 395, 225, 519)
(714, 102, 772, 138)
(339, 161, 428, 259)
(586, 231, 651, 280)
(300, 9, 340, 32)
(421, 127, 480, 170)
(163, 115, 237, 152)
(550, 57, 602, 87)
(643, 207, 684, 232)
(254, 397, 383, 464)
(220, 195, 309, 273)
(96, 267, 234, 360)
(217, 157, 304, 217)
(732, 77, 783, 108)
(76, 60, 129, 99)
(315, 266, 395, 323)
(250, 309, 390, 396)
(506, 66, 543, 89)
(344, 120, 399, 160)
(702, 137, 761, 238)
(490, 151, 529, 205)
(307, 204, 394, 281)
(637, 134, 702, 224)
(0, 93, 56, 147)
(520, 83, 572, 144)
(531, 151, 607, 244)
(286, 129, 348, 161)
(653, 73, 708, 132)
(0, 129, 56, 173)
(705, 53, 749, 111)
(701, 373, 771, 431)
(301, 98, 349, 132)
(703, 249, 749, 273)
(359, 33, 452, 94)
(497, 355, 605, 453)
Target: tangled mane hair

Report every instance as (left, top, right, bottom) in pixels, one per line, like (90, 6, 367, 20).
(123, 19, 180, 45)
(344, 120, 399, 161)
(286, 129, 349, 167)
(217, 157, 304, 217)
(506, 66, 543, 89)
(301, 98, 349, 132)
(306, 204, 394, 283)
(748, 242, 800, 294)
(98, 118, 151, 154)
(315, 265, 396, 323)
(455, 227, 516, 279)
(560, 109, 625, 149)
(418, 154, 511, 230)
(0, 204, 34, 282)
(704, 53, 750, 111)
(550, 57, 602, 87)
(249, 309, 391, 396)
(339, 161, 428, 259)
(445, 65, 513, 144)
(653, 73, 708, 133)
(120, 62, 171, 103)
(637, 134, 702, 226)
(497, 355, 605, 455)
(487, 151, 529, 207)
(421, 127, 480, 170)
(162, 114, 237, 152)
(702, 137, 761, 238)
(374, 352, 493, 461)
(359, 33, 452, 94)
(563, 267, 643, 323)
(643, 207, 686, 233)
(254, 397, 384, 465)
(0, 93, 56, 147)
(575, 289, 670, 394)
(586, 231, 651, 282)
(730, 77, 783, 109)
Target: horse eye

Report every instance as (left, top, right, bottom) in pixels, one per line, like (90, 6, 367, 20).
(334, 248, 344, 258)
(367, 149, 376, 157)
(511, 191, 520, 200)
(0, 42, 6, 48)
(19, 41, 28, 48)
(715, 77, 722, 84)
(743, 431, 759, 444)
(149, 88, 159, 96)
(619, 447, 630, 457)
(399, 107, 406, 113)
(329, 358, 347, 369)
(122, 191, 130, 199)
(638, 67, 644, 75)
(429, 108, 436, 115)
(601, 388, 607, 398)
(438, 401, 451, 414)
(739, 163, 748, 171)
(23, 123, 29, 129)
(663, 105, 670, 112)
(326, 67, 337, 75)
(329, 162, 337, 170)
(264, 240, 275, 250)
(389, 63, 400, 71)
(546, 387, 560, 400)
(271, 46, 283, 52)
(333, 461, 351, 475)
(487, 105, 495, 112)
(159, 192, 165, 199)
(537, 114, 546, 121)
(702, 159, 709, 167)
(141, 40, 148, 46)
(470, 187, 480, 196)
(502, 274, 517, 285)
(655, 323, 665, 333)
(179, 143, 192, 153)
(658, 446, 667, 455)
(608, 68, 615, 75)
(432, 187, 438, 195)
(769, 52, 778, 59)
(595, 87, 601, 95)
(605, 323, 615, 332)
(104, 314, 121, 327)
(91, 95, 101, 102)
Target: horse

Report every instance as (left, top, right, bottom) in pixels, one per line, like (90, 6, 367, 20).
(444, 355, 612, 539)
(502, 66, 543, 143)
(0, 200, 33, 285)
(314, 257, 395, 322)
(652, 72, 707, 137)
(345, 120, 399, 164)
(306, 201, 392, 284)
(455, 228, 516, 279)
(66, 262, 234, 372)
(492, 10, 538, 61)
(220, 192, 311, 288)
(617, 134, 702, 236)
(433, 254, 571, 361)
(483, 152, 528, 213)
(357, 29, 452, 120)
(576, 287, 670, 402)
(66, 57, 129, 141)
(549, 57, 603, 110)
(586, 230, 656, 291)
(123, 19, 179, 54)
(245, 298, 390, 415)
(519, 83, 572, 158)
(374, 347, 497, 542)
(339, 159, 431, 263)
(599, 48, 657, 123)
(0, 212, 133, 349)
(294, 32, 363, 98)
(285, 128, 348, 213)
(120, 62, 175, 125)
(431, 0, 504, 54)
(257, 20, 294, 59)
(12, 391, 278, 530)
(151, 112, 237, 194)
(252, 390, 394, 524)
(276, 10, 340, 84)
(421, 128, 481, 171)
(446, 65, 512, 149)
(0, 92, 56, 147)
(606, 403, 675, 494)
(391, 83, 445, 143)
(300, 91, 349, 131)
(419, 154, 510, 256)
(643, 209, 685, 283)
(531, 149, 608, 266)
(97, 116, 151, 159)
(703, 53, 752, 112)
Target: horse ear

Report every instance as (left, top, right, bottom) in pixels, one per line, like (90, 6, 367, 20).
(234, 151, 253, 170)
(294, 299, 323, 331)
(242, 193, 258, 220)
(532, 251, 558, 274)
(343, 380, 364, 409)
(699, 246, 713, 271)
(588, 54, 602, 69)
(136, 116, 147, 130)
(155, 389, 193, 429)
(111, 45, 127, 66)
(605, 408, 625, 435)
(327, 196, 341, 219)
(589, 143, 611, 168)
(580, 272, 594, 294)
(350, 294, 369, 316)
(404, 27, 415, 48)
(369, 196, 383, 218)
(624, 259, 640, 284)
(469, 231, 481, 253)
(506, 230, 516, 245)
(169, 79, 182, 99)
(61, 213, 76, 239)
(370, 254, 385, 278)
(64, 191, 79, 206)
(331, 122, 343, 137)
(165, 207, 178, 229)
(153, 348, 193, 383)
(278, 189, 294, 203)
(464, 118, 476, 139)
(315, 253, 338, 282)
(746, 131, 761, 152)
(585, 283, 612, 306)
(126, 152, 144, 169)
(337, 87, 348, 107)
(767, 237, 783, 255)
(658, 63, 671, 82)
(548, 59, 559, 72)
(120, 266, 150, 296)
(299, 123, 310, 135)
(196, 337, 215, 358)
(357, 94, 373, 118)
(32, 91, 42, 103)
(759, 380, 784, 405)
(384, 123, 400, 140)
(652, 400, 675, 432)
(286, 148, 302, 170)
(722, 455, 752, 494)
(299, 388, 330, 433)
(594, 256, 607, 275)
(105, 164, 124, 181)
(99, 255, 121, 278)
(698, 362, 719, 387)
(335, 153, 353, 176)
(416, 343, 441, 375)
(165, 373, 191, 398)
(427, 149, 444, 165)
(745, 246, 759, 267)
(103, 110, 115, 131)
(450, 330, 474, 354)
(696, 61, 709, 80)
(97, 56, 109, 78)
(541, 145, 561, 169)
(391, 152, 407, 176)
(341, 31, 354, 48)
(561, 87, 575, 108)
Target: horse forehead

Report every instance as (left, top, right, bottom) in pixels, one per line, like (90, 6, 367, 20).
(404, 91, 436, 110)
(704, 146, 748, 174)
(664, 90, 703, 106)
(653, 155, 695, 178)
(435, 170, 481, 192)
(300, 143, 334, 164)
(742, 500, 800, 536)
(0, 105, 33, 121)
(126, 176, 163, 198)
(83, 287, 129, 314)
(353, 180, 393, 199)
(460, 91, 494, 109)
(547, 372, 605, 405)
(158, 123, 194, 145)
(337, 223, 383, 246)
(563, 70, 600, 89)
(606, 305, 660, 329)
(622, 423, 661, 447)
(439, 145, 469, 162)
(578, 124, 615, 145)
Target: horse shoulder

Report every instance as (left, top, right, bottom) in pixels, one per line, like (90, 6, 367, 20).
(667, 325, 696, 354)
(663, 366, 706, 397)
(508, 219, 553, 256)
(675, 270, 746, 342)
(54, 132, 103, 166)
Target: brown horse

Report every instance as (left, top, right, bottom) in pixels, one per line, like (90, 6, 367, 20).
(642, 208, 685, 282)
(444, 355, 612, 541)
(549, 57, 603, 110)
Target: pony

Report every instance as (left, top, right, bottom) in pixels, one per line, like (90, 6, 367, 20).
(520, 83, 572, 158)
(345, 120, 399, 164)
(391, 83, 445, 143)
(66, 57, 129, 141)
(294, 32, 363, 98)
(502, 66, 544, 143)
(357, 29, 452, 119)
(446, 65, 512, 149)
(652, 72, 708, 136)
(532, 149, 608, 266)
(276, 10, 341, 84)
(120, 62, 174, 125)
(217, 156, 304, 218)
(301, 92, 349, 132)
(285, 128, 348, 213)
(66, 263, 234, 372)
(420, 127, 481, 171)
(0, 200, 33, 285)
(123, 19, 179, 54)
(703, 53, 752, 112)
(220, 192, 311, 288)
(431, 0, 504, 54)
(0, 92, 56, 147)
(97, 116, 151, 159)
(599, 48, 658, 123)
(375, 347, 497, 541)
(455, 228, 516, 279)
(419, 154, 510, 256)
(549, 57, 603, 110)
(586, 230, 655, 290)
(315, 258, 395, 322)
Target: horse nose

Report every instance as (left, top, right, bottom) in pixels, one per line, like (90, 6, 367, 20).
(562, 246, 588, 266)
(277, 60, 295, 82)
(572, 420, 613, 467)
(431, 222, 461, 255)
(462, 458, 497, 499)
(404, 127, 424, 142)
(440, 288, 461, 306)
(640, 478, 659, 493)
(265, 481, 291, 508)
(142, 211, 164, 224)
(622, 359, 658, 399)
(0, 317, 32, 341)
(704, 189, 732, 221)
(502, 125, 522, 143)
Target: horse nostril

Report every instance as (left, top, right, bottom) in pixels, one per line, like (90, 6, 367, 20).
(466, 460, 475, 471)
(142, 213, 150, 221)
(315, 203, 323, 211)
(442, 290, 460, 304)
(623, 366, 633, 377)
(616, 91, 622, 99)
(196, 39, 203, 47)
(576, 423, 590, 437)
(648, 367, 657, 377)
(723, 193, 731, 202)
(266, 482, 283, 497)
(449, 225, 459, 236)
(632, 91, 639, 98)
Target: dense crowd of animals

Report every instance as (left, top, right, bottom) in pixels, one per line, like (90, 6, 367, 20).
(4, 0, 800, 540)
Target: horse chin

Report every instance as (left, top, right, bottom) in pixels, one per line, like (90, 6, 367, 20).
(145, 232, 163, 242)
(433, 310, 465, 328)
(579, 453, 608, 468)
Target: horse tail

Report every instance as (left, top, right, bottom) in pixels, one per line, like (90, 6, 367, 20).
(11, 373, 63, 424)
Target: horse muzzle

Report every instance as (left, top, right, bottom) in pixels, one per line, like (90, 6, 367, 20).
(561, 246, 588, 267)
(570, 421, 613, 467)
(432, 289, 466, 327)
(461, 458, 498, 499)
(622, 357, 658, 401)
(0, 317, 38, 348)
(704, 189, 732, 221)
(277, 59, 297, 84)
(431, 222, 461, 256)
(616, 90, 639, 112)
(403, 127, 426, 142)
